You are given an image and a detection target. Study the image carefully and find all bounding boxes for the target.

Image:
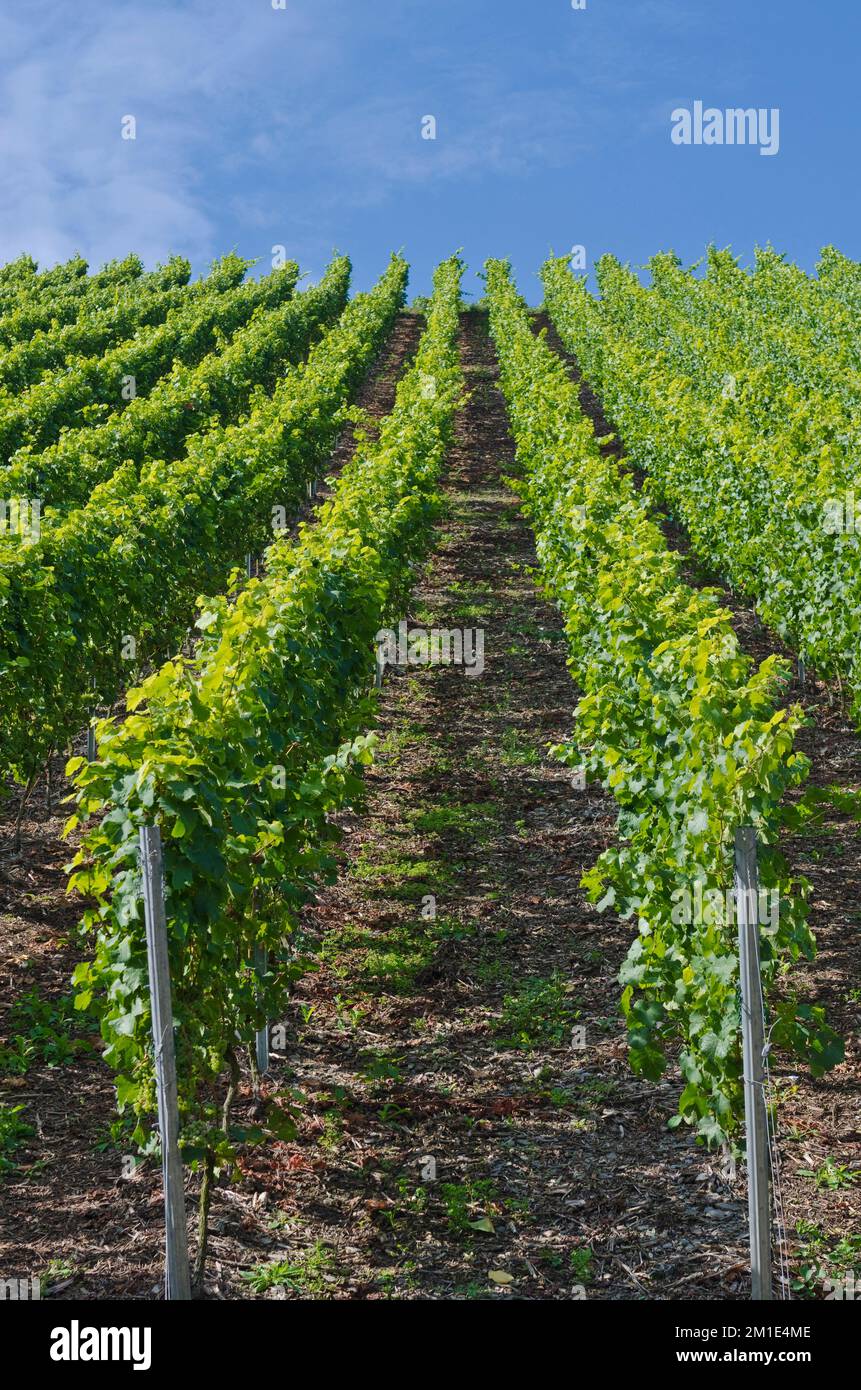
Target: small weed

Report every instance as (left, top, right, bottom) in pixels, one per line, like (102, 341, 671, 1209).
(569, 1076, 619, 1111)
(500, 727, 541, 767)
(0, 988, 93, 1076)
(318, 1113, 344, 1151)
(333, 995, 369, 1030)
(440, 1178, 499, 1234)
(360, 1051, 405, 1086)
(393, 1176, 430, 1217)
(0, 1104, 34, 1181)
(240, 1243, 335, 1295)
(792, 1222, 861, 1298)
(569, 1246, 594, 1284)
(798, 1158, 859, 1190)
(497, 973, 580, 1049)
(452, 1280, 493, 1300)
(40, 1259, 76, 1294)
(543, 1087, 576, 1109)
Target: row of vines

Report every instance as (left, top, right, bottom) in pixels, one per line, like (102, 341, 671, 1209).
(59, 254, 464, 1279)
(485, 257, 844, 1143)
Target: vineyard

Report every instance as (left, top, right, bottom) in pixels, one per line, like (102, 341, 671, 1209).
(0, 244, 859, 1305)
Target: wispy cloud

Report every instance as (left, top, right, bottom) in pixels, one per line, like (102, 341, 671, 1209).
(264, 83, 590, 208)
(0, 0, 328, 269)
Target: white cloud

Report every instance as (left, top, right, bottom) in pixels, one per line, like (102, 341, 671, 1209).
(0, 0, 329, 269)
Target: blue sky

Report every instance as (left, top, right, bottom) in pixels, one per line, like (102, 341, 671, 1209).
(0, 0, 858, 302)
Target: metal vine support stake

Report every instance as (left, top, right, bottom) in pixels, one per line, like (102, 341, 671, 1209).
(374, 636, 385, 691)
(140, 825, 192, 1301)
(87, 677, 97, 762)
(253, 942, 269, 1075)
(734, 826, 773, 1301)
